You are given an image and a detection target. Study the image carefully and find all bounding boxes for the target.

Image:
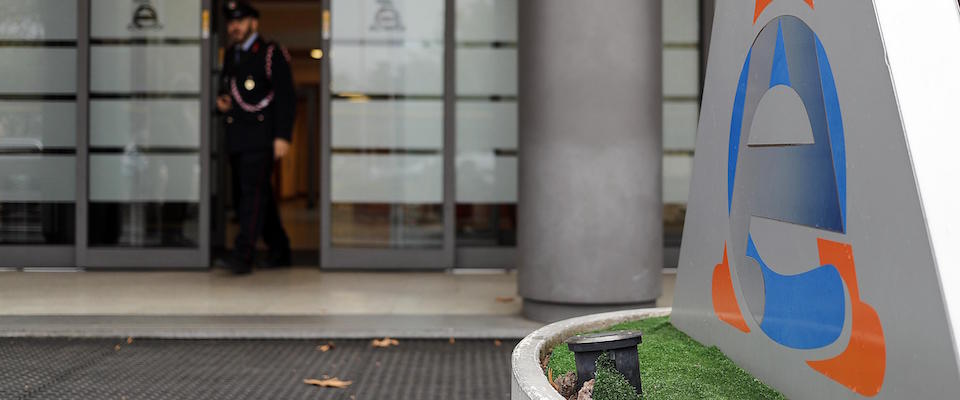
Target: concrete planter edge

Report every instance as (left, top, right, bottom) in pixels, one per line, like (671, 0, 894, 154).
(510, 307, 673, 400)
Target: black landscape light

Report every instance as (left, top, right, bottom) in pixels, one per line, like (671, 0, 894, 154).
(565, 330, 643, 394)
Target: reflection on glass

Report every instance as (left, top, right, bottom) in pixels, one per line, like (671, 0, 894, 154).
(89, 203, 198, 247)
(331, 204, 442, 248)
(330, 0, 445, 249)
(0, 203, 74, 244)
(456, 204, 515, 247)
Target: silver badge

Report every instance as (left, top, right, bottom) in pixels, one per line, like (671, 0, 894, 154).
(244, 76, 255, 91)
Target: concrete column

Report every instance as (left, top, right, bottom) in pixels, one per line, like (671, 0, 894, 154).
(518, 0, 663, 322)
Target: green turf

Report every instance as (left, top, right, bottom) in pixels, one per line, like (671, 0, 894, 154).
(545, 317, 785, 400)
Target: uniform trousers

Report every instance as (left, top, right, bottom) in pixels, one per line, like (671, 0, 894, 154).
(230, 151, 290, 263)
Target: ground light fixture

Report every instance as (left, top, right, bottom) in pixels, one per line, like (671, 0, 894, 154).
(565, 330, 643, 395)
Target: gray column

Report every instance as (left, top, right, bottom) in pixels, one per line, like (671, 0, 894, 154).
(518, 0, 663, 322)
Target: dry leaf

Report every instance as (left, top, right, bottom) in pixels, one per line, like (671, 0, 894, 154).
(114, 344, 121, 351)
(126, 337, 134, 344)
(494, 339, 502, 347)
(448, 337, 456, 344)
(371, 338, 399, 348)
(548, 368, 560, 391)
(304, 378, 353, 389)
(316, 342, 335, 352)
(495, 296, 515, 303)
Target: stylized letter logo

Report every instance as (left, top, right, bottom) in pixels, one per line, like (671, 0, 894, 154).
(710, 14, 886, 397)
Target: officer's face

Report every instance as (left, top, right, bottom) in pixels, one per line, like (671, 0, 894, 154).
(227, 17, 257, 44)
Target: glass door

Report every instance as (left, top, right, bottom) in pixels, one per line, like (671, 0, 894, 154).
(0, 0, 79, 267)
(80, 0, 210, 267)
(321, 0, 454, 268)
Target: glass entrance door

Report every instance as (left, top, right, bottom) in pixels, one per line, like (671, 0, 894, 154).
(81, 0, 210, 267)
(0, 0, 212, 268)
(321, 0, 454, 268)
(0, 0, 79, 267)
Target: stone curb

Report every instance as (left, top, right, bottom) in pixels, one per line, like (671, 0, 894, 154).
(510, 308, 672, 400)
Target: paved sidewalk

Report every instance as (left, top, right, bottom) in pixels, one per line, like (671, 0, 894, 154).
(0, 337, 517, 400)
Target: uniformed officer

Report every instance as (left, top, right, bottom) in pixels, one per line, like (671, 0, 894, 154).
(215, 0, 294, 275)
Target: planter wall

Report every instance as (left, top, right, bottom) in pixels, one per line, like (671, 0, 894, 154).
(511, 308, 671, 400)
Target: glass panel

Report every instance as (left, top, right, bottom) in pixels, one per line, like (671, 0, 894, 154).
(330, 45, 443, 95)
(0, 0, 77, 40)
(0, 155, 76, 202)
(89, 154, 200, 202)
(332, 100, 442, 150)
(456, 101, 516, 151)
(456, 48, 517, 96)
(0, 48, 76, 94)
(90, 0, 200, 39)
(0, 202, 75, 245)
(663, 101, 698, 151)
(663, 155, 693, 204)
(90, 46, 201, 93)
(330, 0, 446, 249)
(662, 2, 699, 263)
(0, 203, 74, 245)
(663, 0, 699, 44)
(88, 203, 198, 247)
(90, 100, 200, 148)
(455, 0, 517, 248)
(663, 48, 700, 98)
(0, 5, 77, 247)
(332, 0, 444, 41)
(331, 204, 442, 248)
(456, 0, 517, 42)
(0, 101, 76, 148)
(456, 153, 516, 203)
(331, 154, 442, 203)
(88, 1, 201, 249)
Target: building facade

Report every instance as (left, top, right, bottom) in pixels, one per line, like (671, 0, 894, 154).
(0, 0, 705, 269)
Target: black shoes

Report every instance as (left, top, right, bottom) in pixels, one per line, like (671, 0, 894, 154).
(258, 251, 292, 269)
(213, 255, 253, 275)
(215, 250, 290, 274)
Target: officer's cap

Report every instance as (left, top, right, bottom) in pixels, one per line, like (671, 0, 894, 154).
(224, 0, 259, 21)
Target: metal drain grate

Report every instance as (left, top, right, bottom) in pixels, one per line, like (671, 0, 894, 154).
(0, 338, 517, 400)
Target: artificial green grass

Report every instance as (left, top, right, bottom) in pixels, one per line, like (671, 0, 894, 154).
(545, 317, 784, 400)
(592, 352, 641, 400)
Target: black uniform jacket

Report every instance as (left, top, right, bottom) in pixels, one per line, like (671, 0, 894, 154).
(220, 35, 296, 154)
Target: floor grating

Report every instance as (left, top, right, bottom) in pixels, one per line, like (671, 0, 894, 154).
(0, 338, 517, 400)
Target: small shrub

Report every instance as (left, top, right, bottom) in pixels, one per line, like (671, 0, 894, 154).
(592, 352, 641, 400)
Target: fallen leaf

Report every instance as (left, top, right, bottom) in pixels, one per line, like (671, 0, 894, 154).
(371, 338, 399, 348)
(316, 342, 335, 352)
(126, 337, 134, 344)
(495, 296, 515, 303)
(304, 378, 352, 389)
(114, 344, 121, 351)
(449, 337, 456, 344)
(494, 339, 502, 347)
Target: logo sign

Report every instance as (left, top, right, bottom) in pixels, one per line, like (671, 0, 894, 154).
(672, 1, 960, 399)
(128, 0, 163, 31)
(369, 0, 405, 32)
